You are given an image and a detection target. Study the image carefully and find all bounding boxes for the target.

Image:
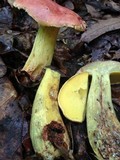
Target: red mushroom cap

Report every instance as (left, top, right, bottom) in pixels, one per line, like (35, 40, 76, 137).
(13, 0, 86, 31)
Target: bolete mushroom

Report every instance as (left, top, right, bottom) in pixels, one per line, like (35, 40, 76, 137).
(58, 72, 89, 122)
(30, 68, 73, 159)
(13, 0, 86, 80)
(58, 61, 120, 159)
(78, 61, 120, 159)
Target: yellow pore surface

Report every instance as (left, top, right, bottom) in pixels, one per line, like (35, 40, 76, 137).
(58, 72, 89, 122)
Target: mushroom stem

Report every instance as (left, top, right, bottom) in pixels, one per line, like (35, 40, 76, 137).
(78, 61, 120, 160)
(30, 68, 72, 159)
(22, 26, 59, 80)
(87, 74, 120, 159)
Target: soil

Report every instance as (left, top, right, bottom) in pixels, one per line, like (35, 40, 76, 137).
(0, 0, 120, 160)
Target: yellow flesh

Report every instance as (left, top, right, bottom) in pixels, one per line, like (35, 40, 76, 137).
(58, 72, 89, 122)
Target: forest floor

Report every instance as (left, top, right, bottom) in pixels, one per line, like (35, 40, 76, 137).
(0, 0, 120, 159)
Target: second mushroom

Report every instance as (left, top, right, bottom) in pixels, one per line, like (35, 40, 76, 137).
(58, 61, 120, 159)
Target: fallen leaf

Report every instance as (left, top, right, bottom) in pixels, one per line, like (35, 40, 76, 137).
(0, 77, 23, 160)
(80, 17, 120, 43)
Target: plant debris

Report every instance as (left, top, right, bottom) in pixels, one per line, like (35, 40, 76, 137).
(0, 77, 22, 160)
(80, 17, 120, 43)
(0, 0, 120, 159)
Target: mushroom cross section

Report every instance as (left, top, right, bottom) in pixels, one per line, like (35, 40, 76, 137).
(78, 61, 120, 160)
(13, 0, 86, 80)
(58, 72, 89, 122)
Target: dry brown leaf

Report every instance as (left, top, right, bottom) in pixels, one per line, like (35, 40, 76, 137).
(80, 17, 120, 43)
(0, 77, 23, 160)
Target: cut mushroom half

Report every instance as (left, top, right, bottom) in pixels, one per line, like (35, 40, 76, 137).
(30, 68, 74, 159)
(58, 72, 89, 122)
(78, 61, 120, 160)
(13, 0, 86, 81)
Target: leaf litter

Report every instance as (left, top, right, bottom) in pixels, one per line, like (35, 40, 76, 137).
(0, 0, 120, 159)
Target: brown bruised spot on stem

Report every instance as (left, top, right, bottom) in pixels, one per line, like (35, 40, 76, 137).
(36, 153, 44, 159)
(49, 86, 58, 101)
(42, 121, 68, 149)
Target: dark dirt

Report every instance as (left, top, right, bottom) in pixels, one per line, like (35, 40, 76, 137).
(0, 0, 120, 160)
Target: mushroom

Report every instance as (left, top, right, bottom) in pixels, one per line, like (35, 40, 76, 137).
(58, 61, 120, 159)
(13, 0, 86, 81)
(58, 72, 89, 122)
(78, 61, 120, 159)
(30, 68, 73, 159)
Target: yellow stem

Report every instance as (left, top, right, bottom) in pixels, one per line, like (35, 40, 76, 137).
(22, 26, 59, 80)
